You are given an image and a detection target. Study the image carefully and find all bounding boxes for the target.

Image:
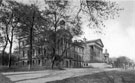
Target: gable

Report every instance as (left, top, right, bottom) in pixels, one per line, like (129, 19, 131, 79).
(85, 39, 104, 48)
(96, 39, 104, 47)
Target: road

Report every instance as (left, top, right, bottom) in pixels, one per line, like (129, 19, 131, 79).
(2, 68, 120, 83)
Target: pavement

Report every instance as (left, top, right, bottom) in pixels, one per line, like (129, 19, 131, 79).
(2, 68, 120, 83)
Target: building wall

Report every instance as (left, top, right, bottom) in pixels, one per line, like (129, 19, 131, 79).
(83, 44, 91, 62)
(62, 44, 84, 68)
(18, 38, 104, 68)
(83, 41, 104, 63)
(18, 39, 84, 68)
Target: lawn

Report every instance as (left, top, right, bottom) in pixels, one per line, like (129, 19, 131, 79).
(47, 70, 135, 83)
(0, 65, 52, 72)
(0, 73, 14, 83)
(0, 65, 65, 72)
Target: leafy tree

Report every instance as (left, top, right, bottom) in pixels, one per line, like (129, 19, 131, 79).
(0, 52, 17, 65)
(114, 56, 132, 68)
(78, 0, 121, 33)
(40, 0, 84, 69)
(0, 0, 23, 67)
(0, 1, 12, 66)
(0, 34, 4, 65)
(40, 0, 121, 69)
(12, 1, 49, 70)
(0, 0, 121, 69)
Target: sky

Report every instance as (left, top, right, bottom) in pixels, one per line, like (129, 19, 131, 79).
(82, 0, 135, 60)
(3, 0, 135, 61)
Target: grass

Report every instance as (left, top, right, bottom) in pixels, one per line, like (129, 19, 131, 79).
(1, 65, 135, 83)
(0, 65, 65, 72)
(0, 73, 14, 83)
(47, 70, 135, 83)
(0, 65, 47, 72)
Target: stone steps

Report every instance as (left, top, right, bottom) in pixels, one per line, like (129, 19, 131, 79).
(87, 63, 112, 68)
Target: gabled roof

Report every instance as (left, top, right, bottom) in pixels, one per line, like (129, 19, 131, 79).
(86, 39, 104, 47)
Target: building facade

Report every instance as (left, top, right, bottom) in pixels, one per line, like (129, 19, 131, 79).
(62, 43, 84, 68)
(83, 39, 104, 63)
(17, 38, 105, 68)
(17, 37, 84, 68)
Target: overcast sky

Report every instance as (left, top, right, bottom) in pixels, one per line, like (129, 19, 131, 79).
(9, 0, 135, 61)
(83, 0, 135, 60)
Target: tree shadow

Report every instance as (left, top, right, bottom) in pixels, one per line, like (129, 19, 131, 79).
(0, 73, 14, 83)
(13, 70, 65, 83)
(46, 70, 135, 83)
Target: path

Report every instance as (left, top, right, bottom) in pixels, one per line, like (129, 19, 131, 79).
(2, 68, 120, 83)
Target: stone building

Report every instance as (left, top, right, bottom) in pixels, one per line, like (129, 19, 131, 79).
(17, 37, 84, 68)
(62, 43, 84, 68)
(17, 38, 105, 68)
(83, 39, 104, 63)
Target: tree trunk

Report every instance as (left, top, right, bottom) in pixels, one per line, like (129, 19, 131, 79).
(2, 40, 8, 65)
(28, 5, 35, 70)
(51, 12, 57, 69)
(8, 41, 13, 68)
(58, 61, 62, 69)
(8, 25, 15, 68)
(18, 38, 21, 61)
(51, 47, 56, 69)
(51, 60, 55, 69)
(28, 24, 33, 70)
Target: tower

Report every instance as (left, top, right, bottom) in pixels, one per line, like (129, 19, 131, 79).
(104, 49, 109, 63)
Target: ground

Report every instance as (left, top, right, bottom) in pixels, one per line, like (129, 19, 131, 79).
(0, 73, 14, 83)
(47, 69, 135, 83)
(0, 67, 135, 83)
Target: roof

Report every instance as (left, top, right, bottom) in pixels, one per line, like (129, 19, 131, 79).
(72, 41, 84, 48)
(85, 39, 104, 47)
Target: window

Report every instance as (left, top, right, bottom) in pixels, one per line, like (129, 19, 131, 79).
(90, 46, 94, 53)
(20, 42, 23, 46)
(22, 41, 24, 46)
(38, 48, 40, 54)
(44, 48, 46, 56)
(90, 46, 94, 51)
(33, 49, 35, 56)
(23, 50, 25, 57)
(27, 50, 29, 56)
(66, 61, 68, 67)
(78, 47, 80, 52)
